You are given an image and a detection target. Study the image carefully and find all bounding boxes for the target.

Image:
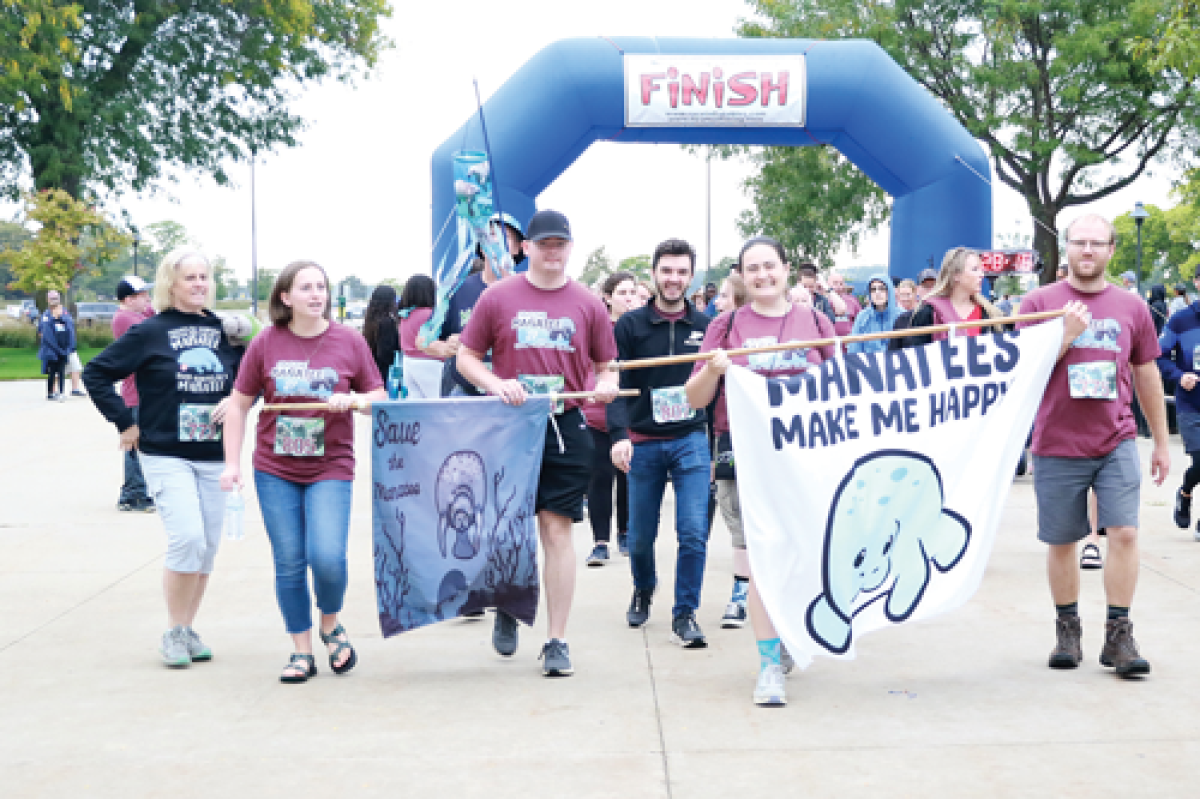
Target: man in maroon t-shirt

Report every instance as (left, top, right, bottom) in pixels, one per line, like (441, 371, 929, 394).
(458, 209, 619, 677)
(112, 276, 156, 512)
(1019, 214, 1169, 678)
(828, 271, 861, 338)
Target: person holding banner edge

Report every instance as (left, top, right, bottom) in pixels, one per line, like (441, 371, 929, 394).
(608, 238, 714, 648)
(1018, 214, 1169, 678)
(685, 235, 837, 706)
(456, 209, 620, 677)
(1157, 269, 1200, 540)
(220, 261, 386, 683)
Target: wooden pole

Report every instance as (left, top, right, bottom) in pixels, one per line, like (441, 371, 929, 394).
(616, 309, 1066, 371)
(261, 388, 640, 412)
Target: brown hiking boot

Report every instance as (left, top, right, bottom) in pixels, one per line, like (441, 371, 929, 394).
(1048, 614, 1082, 668)
(1100, 617, 1151, 677)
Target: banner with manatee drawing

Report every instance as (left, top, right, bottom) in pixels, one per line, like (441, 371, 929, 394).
(371, 397, 549, 636)
(724, 320, 1063, 669)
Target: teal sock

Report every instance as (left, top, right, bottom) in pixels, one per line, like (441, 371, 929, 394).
(757, 638, 781, 670)
(1107, 605, 1129, 620)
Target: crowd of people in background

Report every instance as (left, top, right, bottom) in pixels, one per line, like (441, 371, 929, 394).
(64, 206, 1200, 709)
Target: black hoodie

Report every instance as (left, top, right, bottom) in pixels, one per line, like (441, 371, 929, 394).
(83, 308, 243, 461)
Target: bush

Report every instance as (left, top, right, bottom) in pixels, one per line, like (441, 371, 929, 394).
(0, 320, 112, 348)
(0, 325, 38, 348)
(76, 326, 114, 348)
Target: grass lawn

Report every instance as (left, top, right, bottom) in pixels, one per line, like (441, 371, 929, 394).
(0, 347, 103, 380)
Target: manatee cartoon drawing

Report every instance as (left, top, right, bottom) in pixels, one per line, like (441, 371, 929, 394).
(806, 450, 970, 654)
(435, 451, 486, 560)
(548, 318, 576, 346)
(434, 570, 469, 620)
(177, 347, 224, 373)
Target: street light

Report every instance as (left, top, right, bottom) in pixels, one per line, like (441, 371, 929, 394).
(1132, 201, 1149, 296)
(250, 150, 259, 316)
(131, 228, 141, 278)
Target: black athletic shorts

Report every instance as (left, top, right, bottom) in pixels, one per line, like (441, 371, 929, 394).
(536, 407, 594, 522)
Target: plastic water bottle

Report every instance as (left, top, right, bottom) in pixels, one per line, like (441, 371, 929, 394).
(223, 490, 245, 541)
(387, 352, 404, 400)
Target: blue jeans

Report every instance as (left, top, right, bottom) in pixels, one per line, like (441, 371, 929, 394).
(626, 431, 711, 617)
(254, 471, 353, 634)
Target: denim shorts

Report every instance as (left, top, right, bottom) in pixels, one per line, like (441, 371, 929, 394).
(139, 454, 225, 573)
(1032, 438, 1142, 545)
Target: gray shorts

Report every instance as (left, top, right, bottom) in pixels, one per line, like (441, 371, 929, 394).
(715, 479, 745, 549)
(1032, 438, 1141, 545)
(139, 454, 225, 573)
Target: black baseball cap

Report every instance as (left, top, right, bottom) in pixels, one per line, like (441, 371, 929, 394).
(116, 275, 152, 300)
(526, 210, 572, 242)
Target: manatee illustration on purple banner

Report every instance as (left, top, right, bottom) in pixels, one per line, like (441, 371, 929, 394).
(371, 396, 549, 636)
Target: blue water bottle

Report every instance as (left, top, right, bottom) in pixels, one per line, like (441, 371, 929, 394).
(387, 352, 406, 400)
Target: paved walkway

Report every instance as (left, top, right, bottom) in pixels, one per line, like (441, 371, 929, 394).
(4, 380, 1200, 797)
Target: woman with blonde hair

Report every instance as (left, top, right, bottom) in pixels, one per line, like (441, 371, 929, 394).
(220, 261, 386, 683)
(84, 250, 243, 667)
(899, 246, 1002, 347)
(715, 273, 747, 313)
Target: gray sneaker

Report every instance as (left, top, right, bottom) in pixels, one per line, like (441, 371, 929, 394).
(493, 610, 519, 656)
(670, 612, 708, 649)
(185, 627, 212, 662)
(540, 639, 573, 676)
(160, 626, 191, 668)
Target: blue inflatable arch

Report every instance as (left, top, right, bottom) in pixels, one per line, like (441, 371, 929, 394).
(432, 37, 991, 282)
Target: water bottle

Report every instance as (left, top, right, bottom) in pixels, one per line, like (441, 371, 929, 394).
(223, 490, 245, 541)
(387, 352, 405, 400)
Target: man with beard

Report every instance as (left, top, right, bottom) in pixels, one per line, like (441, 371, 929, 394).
(828, 271, 862, 338)
(1019, 214, 1168, 678)
(608, 239, 713, 647)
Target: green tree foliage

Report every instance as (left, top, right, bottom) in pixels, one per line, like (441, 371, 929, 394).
(340, 274, 368, 300)
(0, 0, 392, 199)
(144, 221, 192, 256)
(740, 0, 1200, 283)
(618, 255, 652, 283)
(0, 189, 129, 294)
(0, 221, 32, 297)
(578, 246, 615, 287)
(737, 146, 889, 268)
(1132, 0, 1200, 80)
(255, 268, 280, 302)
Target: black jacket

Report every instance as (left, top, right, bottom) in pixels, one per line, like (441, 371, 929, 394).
(607, 301, 711, 443)
(83, 309, 243, 461)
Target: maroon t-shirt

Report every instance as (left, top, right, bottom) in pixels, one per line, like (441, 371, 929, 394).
(461, 275, 618, 413)
(400, 307, 435, 360)
(694, 304, 837, 433)
(582, 318, 619, 431)
(832, 292, 861, 337)
(235, 322, 383, 483)
(1019, 281, 1160, 458)
(112, 307, 155, 407)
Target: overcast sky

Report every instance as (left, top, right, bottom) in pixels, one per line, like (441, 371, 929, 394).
(77, 1, 1185, 286)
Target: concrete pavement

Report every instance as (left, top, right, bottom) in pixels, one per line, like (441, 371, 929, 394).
(4, 380, 1200, 797)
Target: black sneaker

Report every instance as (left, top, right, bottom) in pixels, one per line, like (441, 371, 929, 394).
(670, 612, 708, 649)
(539, 639, 573, 676)
(586, 543, 609, 567)
(627, 588, 653, 628)
(492, 610, 518, 656)
(1175, 488, 1192, 529)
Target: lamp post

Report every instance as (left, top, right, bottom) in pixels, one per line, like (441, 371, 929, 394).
(250, 150, 259, 316)
(131, 228, 141, 278)
(1132, 201, 1149, 297)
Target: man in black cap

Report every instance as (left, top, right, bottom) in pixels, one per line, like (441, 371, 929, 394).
(457, 209, 620, 677)
(112, 275, 156, 512)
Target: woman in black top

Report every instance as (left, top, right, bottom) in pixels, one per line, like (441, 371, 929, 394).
(362, 284, 400, 383)
(84, 250, 242, 669)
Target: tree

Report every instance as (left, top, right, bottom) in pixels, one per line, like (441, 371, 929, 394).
(705, 256, 738, 286)
(0, 0, 392, 200)
(617, 255, 652, 283)
(736, 146, 889, 268)
(740, 0, 1200, 283)
(578, 246, 615, 287)
(340, 275, 368, 301)
(255, 268, 280, 302)
(144, 221, 192, 256)
(212, 256, 235, 301)
(1132, 0, 1200, 81)
(0, 221, 32, 297)
(0, 189, 129, 294)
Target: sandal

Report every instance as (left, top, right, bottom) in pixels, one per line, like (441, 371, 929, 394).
(319, 623, 358, 675)
(1080, 543, 1103, 570)
(280, 653, 317, 684)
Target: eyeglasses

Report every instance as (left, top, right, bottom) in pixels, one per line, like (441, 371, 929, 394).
(870, 285, 889, 292)
(1067, 239, 1113, 250)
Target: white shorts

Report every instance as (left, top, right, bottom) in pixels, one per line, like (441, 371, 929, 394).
(403, 357, 444, 399)
(139, 454, 225, 573)
(67, 352, 83, 374)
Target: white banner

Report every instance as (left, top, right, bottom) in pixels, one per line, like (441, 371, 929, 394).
(725, 321, 1063, 669)
(624, 54, 806, 128)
